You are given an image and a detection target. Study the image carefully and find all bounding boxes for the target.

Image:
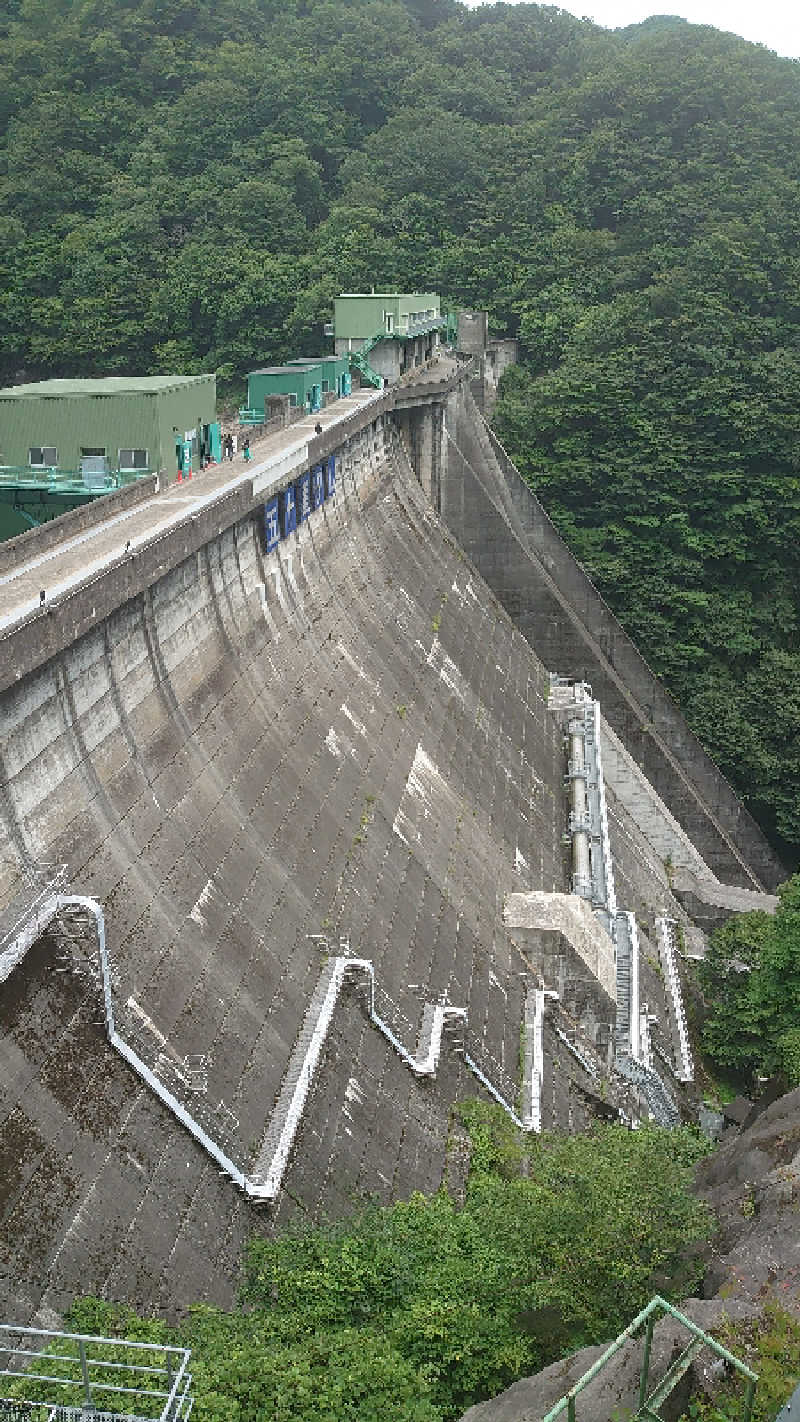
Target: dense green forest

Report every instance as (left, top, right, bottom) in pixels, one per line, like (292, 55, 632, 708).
(699, 871, 800, 1085)
(1, 0, 799, 856)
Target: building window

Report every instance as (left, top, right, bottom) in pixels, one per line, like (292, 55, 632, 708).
(385, 313, 394, 333)
(321, 380, 329, 393)
(29, 446, 58, 467)
(289, 393, 298, 407)
(118, 448, 149, 471)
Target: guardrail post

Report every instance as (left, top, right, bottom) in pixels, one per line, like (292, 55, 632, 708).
(638, 1314, 655, 1411)
(743, 1377, 756, 1422)
(165, 1350, 175, 1420)
(78, 1338, 92, 1409)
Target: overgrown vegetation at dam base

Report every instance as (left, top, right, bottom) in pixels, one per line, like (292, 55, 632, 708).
(31, 1113, 712, 1422)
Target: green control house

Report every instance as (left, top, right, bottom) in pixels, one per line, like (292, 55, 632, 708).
(286, 356, 351, 401)
(0, 374, 218, 536)
(332, 293, 444, 387)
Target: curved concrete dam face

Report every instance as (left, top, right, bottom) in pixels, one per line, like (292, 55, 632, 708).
(0, 427, 590, 1321)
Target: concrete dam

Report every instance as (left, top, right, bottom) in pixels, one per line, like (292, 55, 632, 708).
(0, 362, 784, 1326)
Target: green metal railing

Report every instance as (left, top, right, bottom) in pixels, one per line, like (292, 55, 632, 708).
(348, 318, 446, 388)
(542, 1295, 758, 1422)
(0, 466, 153, 497)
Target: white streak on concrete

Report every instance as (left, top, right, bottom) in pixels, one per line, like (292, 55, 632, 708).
(336, 640, 379, 692)
(341, 703, 367, 737)
(189, 877, 214, 927)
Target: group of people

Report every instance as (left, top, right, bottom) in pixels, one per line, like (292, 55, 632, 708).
(222, 432, 250, 462)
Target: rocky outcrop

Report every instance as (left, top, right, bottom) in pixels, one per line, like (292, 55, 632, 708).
(458, 1088, 800, 1421)
(695, 1086, 800, 1306)
(459, 1299, 760, 1422)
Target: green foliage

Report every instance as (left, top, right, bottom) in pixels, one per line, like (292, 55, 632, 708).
(682, 1302, 800, 1422)
(2, 1300, 172, 1419)
(59, 1115, 711, 1422)
(699, 873, 800, 1083)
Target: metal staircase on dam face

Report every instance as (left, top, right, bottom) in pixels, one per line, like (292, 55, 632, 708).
(548, 676, 686, 1129)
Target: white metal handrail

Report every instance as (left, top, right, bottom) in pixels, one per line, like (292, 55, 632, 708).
(0, 1323, 191, 1421)
(1, 890, 560, 1202)
(656, 916, 694, 1082)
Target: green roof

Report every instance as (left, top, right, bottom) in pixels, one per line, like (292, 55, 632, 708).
(0, 375, 213, 399)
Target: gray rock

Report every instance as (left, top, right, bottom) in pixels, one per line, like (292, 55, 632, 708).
(459, 1300, 759, 1422)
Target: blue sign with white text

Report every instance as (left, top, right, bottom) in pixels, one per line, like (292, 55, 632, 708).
(281, 483, 297, 537)
(311, 463, 325, 510)
(264, 496, 280, 552)
(263, 450, 338, 553)
(297, 471, 312, 524)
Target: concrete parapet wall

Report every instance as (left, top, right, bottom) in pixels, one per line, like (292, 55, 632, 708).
(0, 475, 159, 580)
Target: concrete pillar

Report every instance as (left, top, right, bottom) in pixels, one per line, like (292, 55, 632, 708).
(395, 403, 446, 513)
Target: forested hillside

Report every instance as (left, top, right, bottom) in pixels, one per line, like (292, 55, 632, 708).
(1, 0, 799, 857)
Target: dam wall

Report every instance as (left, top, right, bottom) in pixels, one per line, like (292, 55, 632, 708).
(0, 393, 682, 1327)
(0, 365, 760, 1326)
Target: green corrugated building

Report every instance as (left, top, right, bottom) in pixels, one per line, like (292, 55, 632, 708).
(285, 356, 351, 399)
(0, 374, 218, 542)
(0, 375, 217, 481)
(245, 364, 323, 419)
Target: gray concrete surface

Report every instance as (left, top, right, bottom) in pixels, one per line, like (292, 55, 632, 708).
(0, 363, 758, 1329)
(2, 421, 623, 1325)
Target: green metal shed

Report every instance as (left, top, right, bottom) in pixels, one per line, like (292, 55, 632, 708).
(286, 356, 351, 399)
(246, 365, 323, 418)
(0, 375, 217, 483)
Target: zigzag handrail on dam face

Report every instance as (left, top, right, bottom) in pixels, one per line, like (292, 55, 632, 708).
(1, 889, 561, 1202)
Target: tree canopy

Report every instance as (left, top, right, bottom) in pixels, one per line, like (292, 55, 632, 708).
(2, 0, 799, 853)
(699, 873, 800, 1085)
